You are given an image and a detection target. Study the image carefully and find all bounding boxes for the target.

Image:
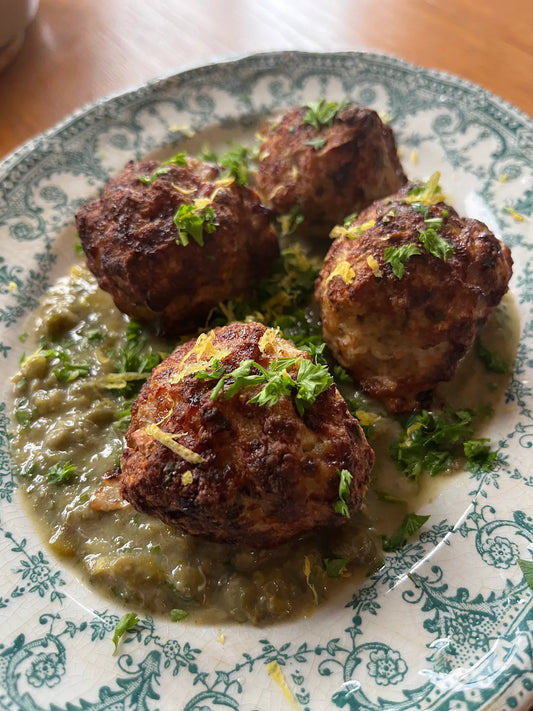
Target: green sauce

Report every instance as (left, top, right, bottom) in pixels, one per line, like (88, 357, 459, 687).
(9, 263, 519, 625)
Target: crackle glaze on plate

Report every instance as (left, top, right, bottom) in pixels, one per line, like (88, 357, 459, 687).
(0, 51, 532, 711)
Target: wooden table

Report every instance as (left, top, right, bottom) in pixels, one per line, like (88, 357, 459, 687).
(0, 0, 531, 160)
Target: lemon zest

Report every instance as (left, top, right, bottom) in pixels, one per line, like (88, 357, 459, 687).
(367, 255, 383, 278)
(258, 327, 281, 354)
(326, 260, 355, 287)
(144, 423, 205, 464)
(303, 555, 319, 606)
(355, 410, 379, 427)
(181, 470, 193, 486)
(404, 171, 446, 206)
(266, 661, 301, 710)
(505, 206, 526, 222)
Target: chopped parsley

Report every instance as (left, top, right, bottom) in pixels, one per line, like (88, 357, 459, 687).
(170, 608, 189, 621)
(418, 225, 454, 261)
(278, 206, 305, 236)
(463, 438, 498, 474)
(304, 137, 327, 150)
(475, 337, 511, 374)
(517, 559, 533, 589)
(138, 152, 187, 185)
(382, 513, 430, 551)
(47, 461, 77, 485)
(41, 346, 91, 383)
(174, 201, 218, 247)
(391, 407, 494, 480)
(197, 356, 333, 416)
(324, 557, 348, 578)
(218, 144, 252, 185)
(112, 612, 139, 654)
(303, 99, 345, 130)
(383, 244, 421, 278)
(334, 468, 353, 518)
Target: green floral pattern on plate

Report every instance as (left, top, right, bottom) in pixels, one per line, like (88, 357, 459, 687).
(0, 51, 532, 710)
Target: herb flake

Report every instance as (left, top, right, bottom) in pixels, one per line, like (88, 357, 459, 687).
(112, 612, 139, 654)
(382, 513, 430, 551)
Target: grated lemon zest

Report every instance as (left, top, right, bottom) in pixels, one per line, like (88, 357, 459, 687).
(258, 327, 281, 354)
(181, 470, 193, 486)
(326, 260, 355, 287)
(355, 410, 379, 427)
(144, 423, 205, 464)
(404, 171, 445, 206)
(266, 661, 301, 710)
(505, 206, 526, 222)
(172, 184, 197, 196)
(367, 255, 383, 278)
(303, 555, 318, 606)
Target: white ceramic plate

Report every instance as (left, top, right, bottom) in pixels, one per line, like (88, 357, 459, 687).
(1, 51, 532, 711)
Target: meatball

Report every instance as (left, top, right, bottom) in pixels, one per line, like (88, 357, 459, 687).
(75, 156, 279, 335)
(119, 322, 374, 547)
(254, 101, 407, 237)
(315, 178, 513, 413)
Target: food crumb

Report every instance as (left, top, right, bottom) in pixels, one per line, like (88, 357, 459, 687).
(217, 629, 225, 644)
(498, 173, 508, 183)
(410, 149, 419, 165)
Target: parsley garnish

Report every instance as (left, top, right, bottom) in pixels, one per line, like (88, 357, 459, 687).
(42, 346, 91, 383)
(112, 612, 139, 654)
(47, 461, 77, 484)
(333, 468, 353, 518)
(418, 226, 454, 261)
(517, 559, 533, 589)
(411, 201, 454, 261)
(324, 557, 348, 577)
(173, 201, 218, 246)
(278, 206, 305, 236)
(382, 513, 430, 551)
(138, 153, 187, 185)
(304, 137, 327, 150)
(197, 357, 333, 416)
(170, 608, 189, 621)
(303, 99, 345, 130)
(383, 244, 421, 278)
(218, 145, 252, 185)
(475, 337, 510, 374)
(463, 438, 498, 474)
(391, 408, 493, 481)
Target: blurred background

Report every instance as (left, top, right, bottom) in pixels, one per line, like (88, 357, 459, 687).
(0, 0, 531, 159)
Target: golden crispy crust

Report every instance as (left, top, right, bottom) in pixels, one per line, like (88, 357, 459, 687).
(255, 103, 406, 236)
(75, 158, 279, 335)
(315, 188, 513, 412)
(119, 322, 374, 547)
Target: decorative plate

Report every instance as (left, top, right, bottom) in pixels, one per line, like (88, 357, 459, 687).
(1, 51, 532, 711)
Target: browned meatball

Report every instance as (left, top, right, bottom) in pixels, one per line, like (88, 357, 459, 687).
(254, 101, 407, 237)
(75, 156, 279, 335)
(119, 322, 374, 547)
(315, 179, 513, 413)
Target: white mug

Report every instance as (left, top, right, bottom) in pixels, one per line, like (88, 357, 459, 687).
(0, 0, 39, 70)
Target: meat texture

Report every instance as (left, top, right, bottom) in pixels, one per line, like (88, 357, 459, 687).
(254, 102, 407, 237)
(315, 180, 513, 413)
(75, 156, 279, 335)
(120, 322, 374, 547)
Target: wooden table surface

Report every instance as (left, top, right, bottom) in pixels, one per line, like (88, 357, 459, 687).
(0, 0, 532, 160)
